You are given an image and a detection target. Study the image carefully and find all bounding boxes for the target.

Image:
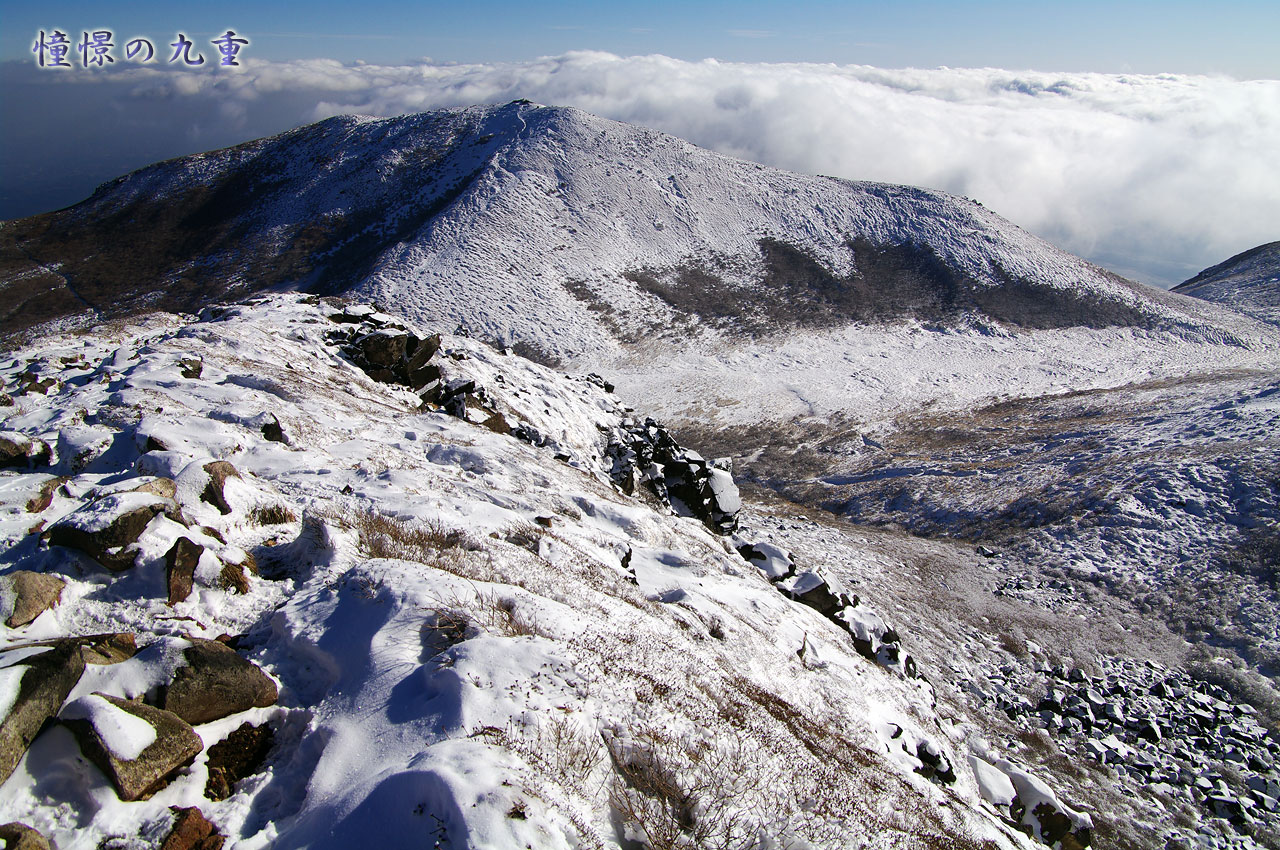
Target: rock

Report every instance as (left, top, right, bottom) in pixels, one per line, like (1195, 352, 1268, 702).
(200, 461, 241, 515)
(46, 491, 181, 571)
(55, 425, 114, 472)
(2, 571, 66, 627)
(179, 356, 203, 379)
(159, 639, 277, 725)
(0, 641, 86, 784)
(340, 324, 442, 389)
(0, 822, 53, 850)
(0, 433, 50, 469)
(403, 334, 443, 388)
(62, 693, 203, 802)
(204, 722, 274, 801)
(24, 476, 68, 513)
(74, 633, 138, 665)
(260, 415, 289, 444)
(735, 540, 795, 580)
(160, 806, 225, 850)
(780, 571, 851, 618)
(605, 419, 740, 534)
(166, 538, 204, 605)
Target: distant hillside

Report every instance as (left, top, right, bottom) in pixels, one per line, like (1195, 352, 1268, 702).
(1172, 241, 1280, 326)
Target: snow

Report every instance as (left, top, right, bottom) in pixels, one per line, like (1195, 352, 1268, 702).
(2, 287, 1270, 849)
(61, 693, 158, 761)
(0, 661, 28, 723)
(969, 754, 1016, 809)
(1, 295, 1033, 848)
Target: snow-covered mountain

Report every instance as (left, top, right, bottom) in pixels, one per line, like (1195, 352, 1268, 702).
(0, 101, 1262, 351)
(1173, 242, 1280, 326)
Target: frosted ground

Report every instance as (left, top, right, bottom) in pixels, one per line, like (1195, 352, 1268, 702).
(1, 295, 1115, 849)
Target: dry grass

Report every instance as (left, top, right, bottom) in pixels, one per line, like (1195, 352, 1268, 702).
(249, 503, 298, 525)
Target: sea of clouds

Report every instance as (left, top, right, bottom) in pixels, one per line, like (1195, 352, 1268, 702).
(3, 52, 1277, 286)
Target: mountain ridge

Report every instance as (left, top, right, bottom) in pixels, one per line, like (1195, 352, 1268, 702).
(1, 101, 1260, 354)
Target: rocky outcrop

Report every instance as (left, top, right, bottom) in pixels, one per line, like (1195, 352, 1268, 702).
(736, 537, 918, 679)
(158, 639, 277, 725)
(328, 308, 443, 389)
(0, 641, 86, 784)
(62, 693, 203, 802)
(2, 571, 66, 628)
(607, 419, 741, 534)
(45, 492, 182, 571)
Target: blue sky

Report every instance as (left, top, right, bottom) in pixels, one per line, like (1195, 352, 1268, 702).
(3, 0, 1279, 76)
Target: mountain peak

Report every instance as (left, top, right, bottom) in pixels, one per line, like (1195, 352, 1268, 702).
(0, 103, 1260, 353)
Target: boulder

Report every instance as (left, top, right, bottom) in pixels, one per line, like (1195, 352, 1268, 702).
(46, 491, 181, 571)
(24, 476, 68, 513)
(159, 639, 277, 725)
(0, 434, 50, 469)
(204, 722, 274, 801)
(0, 641, 86, 784)
(62, 693, 202, 801)
(55, 425, 114, 472)
(166, 538, 204, 605)
(0, 822, 52, 850)
(160, 806, 225, 850)
(2, 571, 66, 627)
(200, 461, 241, 515)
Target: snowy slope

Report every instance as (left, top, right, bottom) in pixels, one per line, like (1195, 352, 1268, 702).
(3, 294, 1110, 850)
(1173, 241, 1280, 326)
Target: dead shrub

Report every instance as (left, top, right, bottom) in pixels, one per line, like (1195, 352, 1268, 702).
(249, 503, 297, 525)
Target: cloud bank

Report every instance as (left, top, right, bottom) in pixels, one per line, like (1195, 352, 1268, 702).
(3, 52, 1277, 287)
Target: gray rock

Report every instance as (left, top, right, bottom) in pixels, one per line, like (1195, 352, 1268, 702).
(46, 492, 181, 571)
(63, 693, 203, 802)
(0, 641, 86, 784)
(160, 639, 277, 725)
(2, 571, 66, 628)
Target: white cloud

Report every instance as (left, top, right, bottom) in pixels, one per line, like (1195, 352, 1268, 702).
(6, 53, 1278, 287)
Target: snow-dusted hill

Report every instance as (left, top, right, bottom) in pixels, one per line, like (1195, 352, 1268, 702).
(1, 101, 1264, 354)
(1173, 242, 1280, 326)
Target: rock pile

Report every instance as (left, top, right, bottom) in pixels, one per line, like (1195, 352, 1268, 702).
(981, 654, 1279, 844)
(0, 634, 277, 799)
(606, 419, 741, 534)
(734, 537, 920, 680)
